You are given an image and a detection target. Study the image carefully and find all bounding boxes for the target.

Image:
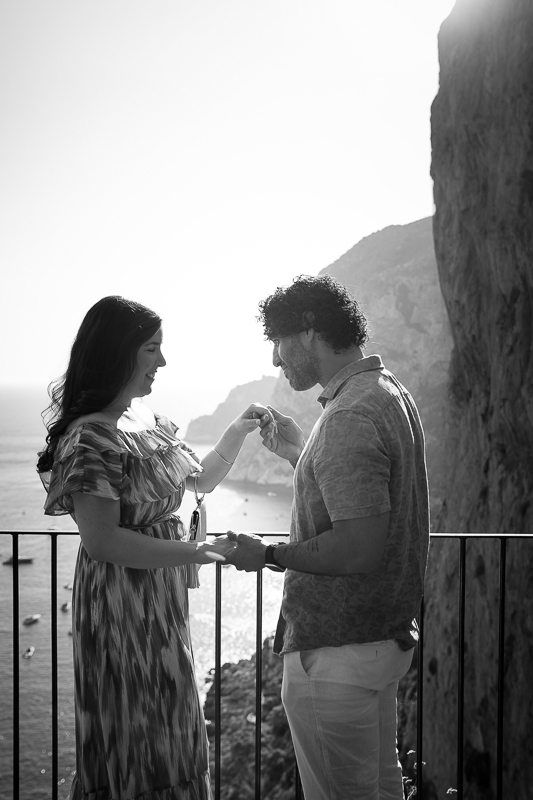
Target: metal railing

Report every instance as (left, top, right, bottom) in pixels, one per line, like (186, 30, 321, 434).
(415, 533, 531, 800)
(2, 531, 530, 799)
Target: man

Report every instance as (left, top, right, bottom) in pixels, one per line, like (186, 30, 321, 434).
(227, 274, 429, 800)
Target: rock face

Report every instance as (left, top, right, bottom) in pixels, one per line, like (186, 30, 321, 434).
(425, 0, 533, 796)
(225, 217, 453, 519)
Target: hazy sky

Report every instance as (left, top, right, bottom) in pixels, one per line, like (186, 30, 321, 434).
(1, 0, 455, 427)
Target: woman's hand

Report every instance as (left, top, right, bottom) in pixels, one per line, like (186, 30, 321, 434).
(232, 403, 275, 436)
(195, 536, 237, 564)
(194, 404, 275, 493)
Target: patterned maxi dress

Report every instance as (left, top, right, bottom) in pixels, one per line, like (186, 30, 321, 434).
(41, 416, 211, 800)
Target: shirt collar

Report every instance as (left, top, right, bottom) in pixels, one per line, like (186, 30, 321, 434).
(317, 354, 384, 407)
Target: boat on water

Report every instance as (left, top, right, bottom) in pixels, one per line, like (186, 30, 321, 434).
(3, 556, 34, 565)
(61, 602, 72, 612)
(23, 647, 35, 659)
(23, 614, 41, 625)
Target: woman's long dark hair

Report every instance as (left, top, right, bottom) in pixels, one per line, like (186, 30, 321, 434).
(37, 296, 162, 473)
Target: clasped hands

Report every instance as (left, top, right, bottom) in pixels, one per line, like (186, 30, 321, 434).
(202, 531, 270, 572)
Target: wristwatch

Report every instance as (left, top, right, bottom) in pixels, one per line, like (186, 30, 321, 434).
(264, 544, 286, 572)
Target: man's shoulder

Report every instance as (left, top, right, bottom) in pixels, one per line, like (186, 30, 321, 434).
(312, 395, 382, 455)
(318, 369, 421, 448)
(327, 368, 396, 418)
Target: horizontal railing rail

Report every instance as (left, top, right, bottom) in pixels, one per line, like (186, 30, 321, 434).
(2, 531, 531, 800)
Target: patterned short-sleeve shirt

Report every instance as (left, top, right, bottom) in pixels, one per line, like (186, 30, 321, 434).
(275, 355, 430, 655)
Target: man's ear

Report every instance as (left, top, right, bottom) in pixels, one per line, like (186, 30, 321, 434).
(301, 311, 315, 328)
(300, 327, 316, 347)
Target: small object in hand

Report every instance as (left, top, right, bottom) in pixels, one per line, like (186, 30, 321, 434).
(205, 551, 226, 561)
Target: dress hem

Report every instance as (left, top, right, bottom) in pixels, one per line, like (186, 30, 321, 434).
(68, 770, 212, 800)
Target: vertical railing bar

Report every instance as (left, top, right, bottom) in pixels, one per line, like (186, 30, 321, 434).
(12, 533, 20, 800)
(496, 537, 507, 800)
(457, 537, 466, 800)
(51, 533, 59, 799)
(255, 571, 263, 800)
(416, 596, 424, 799)
(214, 561, 222, 800)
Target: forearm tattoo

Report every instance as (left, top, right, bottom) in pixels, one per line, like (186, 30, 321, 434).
(280, 531, 329, 573)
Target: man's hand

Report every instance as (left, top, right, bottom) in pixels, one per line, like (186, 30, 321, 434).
(224, 531, 269, 572)
(259, 406, 305, 466)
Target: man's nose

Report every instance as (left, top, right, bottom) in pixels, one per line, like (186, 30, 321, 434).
(272, 345, 281, 367)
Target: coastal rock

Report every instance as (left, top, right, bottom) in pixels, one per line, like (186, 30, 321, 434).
(425, 0, 533, 796)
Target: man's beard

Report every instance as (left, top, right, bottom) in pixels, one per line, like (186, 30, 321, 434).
(285, 341, 321, 391)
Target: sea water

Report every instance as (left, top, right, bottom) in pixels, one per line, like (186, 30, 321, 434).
(0, 387, 293, 800)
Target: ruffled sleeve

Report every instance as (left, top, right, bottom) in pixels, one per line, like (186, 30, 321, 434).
(157, 415, 199, 460)
(41, 424, 130, 517)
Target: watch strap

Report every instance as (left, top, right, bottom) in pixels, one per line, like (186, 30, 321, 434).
(265, 544, 286, 572)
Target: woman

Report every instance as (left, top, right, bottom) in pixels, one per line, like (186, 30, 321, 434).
(37, 295, 268, 800)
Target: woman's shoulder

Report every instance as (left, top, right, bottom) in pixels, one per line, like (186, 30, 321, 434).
(43, 418, 130, 512)
(65, 413, 115, 434)
(58, 415, 126, 457)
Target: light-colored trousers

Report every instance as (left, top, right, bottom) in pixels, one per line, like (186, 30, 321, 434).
(282, 641, 413, 800)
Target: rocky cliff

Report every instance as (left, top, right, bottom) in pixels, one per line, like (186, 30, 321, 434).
(424, 0, 533, 796)
(220, 216, 453, 519)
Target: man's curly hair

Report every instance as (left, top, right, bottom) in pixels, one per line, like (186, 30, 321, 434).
(258, 274, 368, 352)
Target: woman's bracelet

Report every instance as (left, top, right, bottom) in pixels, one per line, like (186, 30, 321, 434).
(213, 448, 234, 466)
